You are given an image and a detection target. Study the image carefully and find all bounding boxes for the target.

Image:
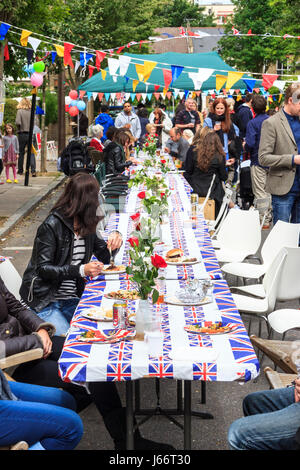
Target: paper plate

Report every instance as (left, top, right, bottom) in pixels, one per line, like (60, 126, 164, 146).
(75, 328, 136, 343)
(184, 321, 239, 335)
(165, 295, 211, 306)
(80, 307, 113, 322)
(100, 265, 126, 275)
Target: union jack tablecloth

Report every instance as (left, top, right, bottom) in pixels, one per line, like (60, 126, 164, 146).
(58, 177, 259, 384)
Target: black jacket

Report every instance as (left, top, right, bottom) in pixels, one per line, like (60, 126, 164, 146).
(0, 277, 55, 358)
(104, 142, 132, 176)
(20, 210, 111, 312)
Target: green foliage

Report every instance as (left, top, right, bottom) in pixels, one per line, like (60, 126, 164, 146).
(44, 92, 58, 126)
(157, 0, 216, 27)
(3, 98, 18, 128)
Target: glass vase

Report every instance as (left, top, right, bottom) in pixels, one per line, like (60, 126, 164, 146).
(135, 298, 152, 341)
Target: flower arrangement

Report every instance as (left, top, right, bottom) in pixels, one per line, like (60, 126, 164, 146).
(143, 133, 158, 158)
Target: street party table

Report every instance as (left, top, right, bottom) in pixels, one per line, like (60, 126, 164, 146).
(58, 172, 260, 450)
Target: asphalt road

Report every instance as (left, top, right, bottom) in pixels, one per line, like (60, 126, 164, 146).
(1, 187, 298, 454)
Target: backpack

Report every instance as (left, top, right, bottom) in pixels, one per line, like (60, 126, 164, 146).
(239, 165, 253, 199)
(59, 139, 94, 176)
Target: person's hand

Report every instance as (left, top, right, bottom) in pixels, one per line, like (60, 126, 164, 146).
(186, 123, 194, 128)
(107, 231, 123, 251)
(214, 123, 221, 131)
(124, 123, 131, 129)
(226, 158, 235, 166)
(84, 261, 104, 277)
(36, 328, 52, 359)
(294, 377, 300, 402)
(294, 155, 300, 165)
(164, 147, 170, 154)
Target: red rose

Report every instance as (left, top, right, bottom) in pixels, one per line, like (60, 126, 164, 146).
(128, 236, 139, 248)
(137, 191, 146, 199)
(151, 254, 167, 269)
(160, 192, 165, 198)
(136, 223, 141, 231)
(160, 159, 166, 164)
(145, 142, 149, 147)
(130, 212, 140, 221)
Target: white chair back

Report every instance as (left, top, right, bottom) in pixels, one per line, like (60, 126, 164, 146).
(0, 259, 22, 300)
(273, 247, 300, 302)
(261, 220, 300, 269)
(262, 247, 288, 313)
(209, 185, 233, 238)
(199, 174, 216, 214)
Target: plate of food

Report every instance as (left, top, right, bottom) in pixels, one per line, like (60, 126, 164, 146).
(81, 307, 113, 322)
(104, 289, 140, 300)
(164, 248, 199, 265)
(165, 295, 211, 306)
(101, 264, 126, 275)
(184, 321, 239, 335)
(75, 328, 136, 343)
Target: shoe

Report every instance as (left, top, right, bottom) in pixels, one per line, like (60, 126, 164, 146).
(32, 172, 37, 177)
(10, 441, 29, 451)
(14, 179, 18, 184)
(17, 171, 23, 175)
(0, 180, 4, 185)
(6, 179, 12, 183)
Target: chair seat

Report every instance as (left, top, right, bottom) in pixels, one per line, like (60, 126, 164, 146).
(268, 309, 300, 334)
(221, 261, 266, 279)
(231, 284, 266, 299)
(216, 249, 255, 264)
(250, 335, 297, 374)
(232, 293, 269, 315)
(264, 366, 297, 389)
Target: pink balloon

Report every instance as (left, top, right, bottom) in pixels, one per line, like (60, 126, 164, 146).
(69, 106, 79, 117)
(69, 90, 78, 100)
(30, 72, 43, 87)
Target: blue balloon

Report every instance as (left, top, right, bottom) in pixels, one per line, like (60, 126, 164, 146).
(28, 64, 34, 74)
(70, 100, 78, 107)
(76, 100, 86, 111)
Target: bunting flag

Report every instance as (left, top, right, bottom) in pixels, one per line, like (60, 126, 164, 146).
(28, 36, 41, 52)
(136, 93, 141, 101)
(135, 63, 145, 82)
(154, 85, 160, 91)
(247, 29, 253, 35)
(153, 92, 160, 100)
(105, 93, 110, 101)
(96, 51, 106, 71)
(79, 90, 86, 99)
(80, 52, 94, 67)
(262, 73, 279, 90)
(51, 51, 57, 63)
(54, 44, 64, 57)
(26, 49, 34, 65)
(74, 61, 80, 73)
(0, 23, 11, 40)
(215, 74, 227, 91)
(119, 55, 131, 76)
(98, 93, 104, 101)
(117, 45, 125, 54)
(107, 58, 120, 77)
(64, 42, 74, 68)
(4, 43, 9, 61)
(132, 80, 139, 92)
(179, 26, 186, 37)
(163, 69, 172, 90)
(20, 30, 32, 46)
(171, 65, 184, 86)
(88, 65, 94, 78)
(101, 69, 107, 80)
(143, 61, 157, 82)
(232, 27, 240, 35)
(243, 78, 256, 92)
(188, 68, 214, 89)
(225, 71, 244, 90)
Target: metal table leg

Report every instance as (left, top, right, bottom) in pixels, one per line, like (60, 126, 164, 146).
(126, 381, 134, 450)
(184, 381, 192, 450)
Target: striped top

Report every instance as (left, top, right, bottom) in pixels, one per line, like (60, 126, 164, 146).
(55, 234, 86, 300)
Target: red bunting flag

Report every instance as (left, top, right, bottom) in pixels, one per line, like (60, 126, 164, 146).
(166, 91, 172, 99)
(117, 45, 125, 54)
(153, 92, 160, 100)
(96, 51, 106, 71)
(179, 26, 186, 36)
(262, 74, 279, 90)
(88, 65, 94, 78)
(232, 27, 240, 35)
(154, 85, 160, 91)
(4, 43, 9, 61)
(247, 29, 253, 35)
(136, 93, 141, 101)
(98, 93, 104, 101)
(64, 42, 74, 68)
(163, 69, 172, 90)
(79, 90, 86, 99)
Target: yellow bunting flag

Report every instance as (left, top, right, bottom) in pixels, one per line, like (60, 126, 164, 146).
(215, 74, 227, 92)
(20, 30, 32, 46)
(132, 80, 139, 92)
(162, 87, 168, 98)
(143, 61, 157, 82)
(236, 94, 242, 102)
(135, 63, 145, 82)
(54, 44, 64, 57)
(101, 69, 107, 81)
(225, 71, 244, 90)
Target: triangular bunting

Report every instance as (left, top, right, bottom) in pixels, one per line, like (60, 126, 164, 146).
(64, 42, 74, 68)
(225, 71, 244, 90)
(243, 78, 256, 92)
(153, 92, 160, 100)
(163, 69, 172, 90)
(4, 43, 9, 61)
(143, 61, 157, 82)
(262, 74, 279, 90)
(28, 36, 41, 53)
(132, 80, 139, 92)
(96, 51, 106, 71)
(215, 74, 227, 91)
(98, 93, 104, 101)
(88, 65, 94, 78)
(0, 23, 11, 40)
(101, 69, 107, 81)
(54, 44, 64, 58)
(119, 56, 131, 76)
(188, 68, 214, 89)
(135, 63, 145, 82)
(108, 58, 119, 77)
(171, 65, 184, 86)
(20, 30, 32, 46)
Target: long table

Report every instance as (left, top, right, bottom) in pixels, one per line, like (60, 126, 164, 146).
(58, 172, 260, 449)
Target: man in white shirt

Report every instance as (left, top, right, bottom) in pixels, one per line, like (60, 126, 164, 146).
(115, 102, 141, 141)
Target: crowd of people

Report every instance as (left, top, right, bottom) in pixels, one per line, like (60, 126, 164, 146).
(1, 81, 300, 450)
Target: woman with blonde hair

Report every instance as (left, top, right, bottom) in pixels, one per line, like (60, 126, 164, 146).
(15, 97, 35, 175)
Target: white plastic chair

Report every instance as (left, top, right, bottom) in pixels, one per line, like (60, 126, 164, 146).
(221, 220, 300, 282)
(232, 247, 288, 337)
(267, 309, 300, 340)
(198, 174, 216, 214)
(214, 209, 261, 263)
(0, 259, 22, 300)
(208, 184, 233, 243)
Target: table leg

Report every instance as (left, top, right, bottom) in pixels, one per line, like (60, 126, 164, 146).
(184, 380, 192, 450)
(126, 381, 134, 450)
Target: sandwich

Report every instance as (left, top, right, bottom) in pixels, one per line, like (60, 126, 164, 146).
(165, 248, 184, 262)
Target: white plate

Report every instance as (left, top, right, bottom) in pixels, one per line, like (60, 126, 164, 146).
(101, 265, 126, 275)
(81, 307, 113, 322)
(165, 295, 211, 306)
(165, 258, 200, 266)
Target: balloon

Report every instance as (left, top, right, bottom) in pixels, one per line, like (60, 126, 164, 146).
(33, 61, 45, 73)
(69, 106, 79, 117)
(30, 72, 44, 87)
(70, 99, 78, 107)
(65, 96, 71, 105)
(76, 100, 86, 111)
(28, 64, 34, 74)
(69, 90, 78, 100)
(65, 104, 70, 112)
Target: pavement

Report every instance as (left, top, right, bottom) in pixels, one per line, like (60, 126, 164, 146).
(0, 159, 66, 240)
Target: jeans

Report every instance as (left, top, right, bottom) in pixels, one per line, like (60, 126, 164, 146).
(0, 381, 83, 450)
(272, 169, 300, 225)
(37, 298, 80, 336)
(228, 386, 300, 450)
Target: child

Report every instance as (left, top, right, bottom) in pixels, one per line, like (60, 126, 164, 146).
(3, 123, 19, 183)
(0, 130, 4, 184)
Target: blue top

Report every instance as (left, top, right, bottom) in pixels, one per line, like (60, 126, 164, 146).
(245, 113, 269, 166)
(283, 109, 300, 154)
(95, 113, 114, 141)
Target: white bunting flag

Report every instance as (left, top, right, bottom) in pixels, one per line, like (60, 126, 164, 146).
(188, 68, 214, 90)
(28, 36, 41, 52)
(119, 56, 131, 76)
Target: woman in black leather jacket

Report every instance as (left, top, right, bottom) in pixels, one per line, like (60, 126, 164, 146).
(20, 172, 123, 336)
(103, 130, 132, 176)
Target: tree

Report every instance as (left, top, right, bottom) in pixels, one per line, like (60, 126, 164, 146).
(218, 0, 297, 74)
(157, 0, 216, 27)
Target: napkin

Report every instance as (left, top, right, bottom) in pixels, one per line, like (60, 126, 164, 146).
(168, 346, 218, 362)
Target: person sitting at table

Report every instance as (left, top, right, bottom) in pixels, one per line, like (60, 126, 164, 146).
(103, 130, 133, 176)
(19, 172, 123, 336)
(89, 124, 104, 152)
(183, 127, 228, 216)
(228, 380, 300, 450)
(0, 276, 174, 450)
(0, 369, 83, 450)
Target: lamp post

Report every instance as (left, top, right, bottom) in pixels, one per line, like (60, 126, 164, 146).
(24, 87, 37, 187)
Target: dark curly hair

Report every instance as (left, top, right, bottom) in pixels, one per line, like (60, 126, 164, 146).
(196, 128, 225, 172)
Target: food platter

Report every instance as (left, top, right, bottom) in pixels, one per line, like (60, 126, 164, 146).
(164, 248, 199, 266)
(165, 257, 199, 266)
(75, 328, 136, 343)
(184, 321, 239, 335)
(81, 307, 113, 322)
(104, 289, 140, 300)
(165, 295, 211, 306)
(100, 264, 126, 275)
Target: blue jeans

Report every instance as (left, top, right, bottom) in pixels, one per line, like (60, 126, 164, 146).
(38, 298, 80, 336)
(0, 381, 83, 450)
(228, 386, 300, 450)
(272, 169, 300, 225)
